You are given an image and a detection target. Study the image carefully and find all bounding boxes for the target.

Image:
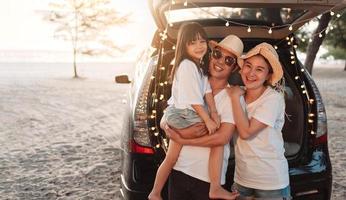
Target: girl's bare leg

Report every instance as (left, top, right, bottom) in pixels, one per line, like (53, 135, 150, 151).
(209, 146, 239, 200)
(148, 141, 182, 200)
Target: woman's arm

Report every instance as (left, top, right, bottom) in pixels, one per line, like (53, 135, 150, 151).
(166, 122, 235, 147)
(227, 86, 267, 139)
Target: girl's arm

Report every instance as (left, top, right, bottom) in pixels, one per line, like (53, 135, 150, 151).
(205, 93, 221, 128)
(192, 104, 217, 134)
(165, 122, 235, 147)
(227, 86, 267, 140)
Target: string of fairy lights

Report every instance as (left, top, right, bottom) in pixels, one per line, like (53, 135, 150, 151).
(150, 0, 345, 150)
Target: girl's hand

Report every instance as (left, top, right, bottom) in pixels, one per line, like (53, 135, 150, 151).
(205, 118, 218, 134)
(227, 85, 245, 99)
(210, 111, 221, 129)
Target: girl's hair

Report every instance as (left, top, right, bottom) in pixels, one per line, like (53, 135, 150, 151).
(170, 22, 209, 82)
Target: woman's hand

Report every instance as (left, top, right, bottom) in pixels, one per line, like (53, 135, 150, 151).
(226, 85, 245, 99)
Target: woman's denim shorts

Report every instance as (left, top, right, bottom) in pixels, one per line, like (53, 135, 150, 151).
(232, 182, 292, 199)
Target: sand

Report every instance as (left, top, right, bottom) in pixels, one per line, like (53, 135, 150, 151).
(0, 61, 345, 199)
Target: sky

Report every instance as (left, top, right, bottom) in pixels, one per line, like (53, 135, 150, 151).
(0, 0, 156, 61)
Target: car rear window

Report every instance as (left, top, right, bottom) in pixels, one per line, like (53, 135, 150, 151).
(165, 7, 307, 26)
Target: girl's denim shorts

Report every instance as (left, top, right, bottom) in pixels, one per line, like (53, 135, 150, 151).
(232, 182, 292, 200)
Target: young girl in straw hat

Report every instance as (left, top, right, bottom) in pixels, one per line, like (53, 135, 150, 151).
(227, 42, 291, 199)
(149, 22, 239, 200)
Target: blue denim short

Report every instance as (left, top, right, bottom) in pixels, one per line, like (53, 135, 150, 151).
(232, 182, 292, 199)
(163, 106, 202, 129)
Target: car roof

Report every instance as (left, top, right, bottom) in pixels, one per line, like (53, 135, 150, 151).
(149, 0, 345, 40)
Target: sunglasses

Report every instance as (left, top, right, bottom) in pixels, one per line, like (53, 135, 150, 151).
(211, 49, 237, 67)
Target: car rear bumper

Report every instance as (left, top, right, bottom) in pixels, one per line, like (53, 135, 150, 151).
(120, 174, 148, 200)
(290, 171, 332, 199)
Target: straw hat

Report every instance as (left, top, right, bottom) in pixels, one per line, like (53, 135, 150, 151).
(209, 35, 244, 66)
(241, 42, 283, 86)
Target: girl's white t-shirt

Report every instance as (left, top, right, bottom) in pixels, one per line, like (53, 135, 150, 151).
(167, 59, 211, 110)
(234, 87, 289, 190)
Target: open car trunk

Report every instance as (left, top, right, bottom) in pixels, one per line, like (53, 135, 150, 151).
(149, 0, 345, 42)
(147, 0, 345, 158)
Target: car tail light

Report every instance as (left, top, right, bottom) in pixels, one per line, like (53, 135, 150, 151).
(132, 59, 156, 153)
(130, 140, 154, 154)
(309, 78, 328, 145)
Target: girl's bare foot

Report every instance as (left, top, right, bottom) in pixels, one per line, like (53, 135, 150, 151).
(148, 192, 162, 200)
(209, 185, 239, 200)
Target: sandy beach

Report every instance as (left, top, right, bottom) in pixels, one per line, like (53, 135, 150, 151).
(0, 61, 345, 199)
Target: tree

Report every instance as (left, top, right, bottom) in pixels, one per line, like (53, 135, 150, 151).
(304, 13, 332, 74)
(45, 0, 130, 78)
(322, 13, 346, 70)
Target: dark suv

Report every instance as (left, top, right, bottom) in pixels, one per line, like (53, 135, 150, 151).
(117, 0, 345, 199)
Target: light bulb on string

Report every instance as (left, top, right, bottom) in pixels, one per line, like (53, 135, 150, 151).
(184, 1, 188, 6)
(225, 21, 230, 27)
(268, 28, 272, 34)
(301, 38, 306, 42)
(289, 25, 293, 31)
(295, 76, 299, 80)
(274, 45, 278, 50)
(247, 26, 252, 33)
(337, 13, 341, 18)
(330, 11, 335, 16)
(319, 33, 323, 38)
(309, 38, 312, 42)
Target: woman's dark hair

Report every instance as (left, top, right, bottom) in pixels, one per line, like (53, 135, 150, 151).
(170, 22, 209, 82)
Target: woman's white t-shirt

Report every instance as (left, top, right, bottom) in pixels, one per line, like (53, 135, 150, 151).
(167, 59, 211, 110)
(234, 87, 289, 190)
